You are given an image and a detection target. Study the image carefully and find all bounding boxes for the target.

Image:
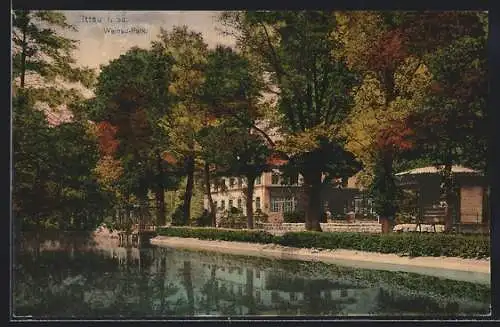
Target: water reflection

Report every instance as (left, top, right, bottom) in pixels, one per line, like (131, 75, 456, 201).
(13, 233, 490, 318)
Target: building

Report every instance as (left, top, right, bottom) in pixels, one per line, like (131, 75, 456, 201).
(204, 171, 373, 224)
(395, 165, 489, 232)
(203, 120, 376, 224)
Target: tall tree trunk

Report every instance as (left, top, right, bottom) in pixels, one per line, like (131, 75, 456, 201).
(245, 268, 256, 315)
(245, 174, 256, 229)
(378, 69, 397, 234)
(378, 149, 396, 234)
(440, 160, 455, 232)
(303, 171, 323, 232)
(203, 162, 216, 227)
(182, 261, 195, 315)
(125, 193, 132, 229)
(19, 10, 28, 89)
(183, 154, 195, 226)
(155, 151, 166, 226)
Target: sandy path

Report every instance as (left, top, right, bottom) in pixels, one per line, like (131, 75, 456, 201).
(150, 236, 490, 285)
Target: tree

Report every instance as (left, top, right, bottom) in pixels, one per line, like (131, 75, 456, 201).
(334, 11, 485, 232)
(198, 45, 267, 228)
(12, 11, 108, 232)
(13, 95, 110, 230)
(157, 26, 209, 225)
(13, 94, 53, 229)
(12, 10, 94, 106)
(90, 46, 178, 226)
(220, 11, 361, 231)
(199, 119, 272, 229)
(405, 23, 487, 231)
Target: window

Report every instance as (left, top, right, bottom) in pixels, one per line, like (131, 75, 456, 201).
(290, 292, 296, 301)
(229, 199, 233, 209)
(237, 198, 242, 209)
(354, 194, 375, 216)
(255, 175, 261, 185)
(290, 174, 299, 185)
(237, 178, 243, 188)
(270, 197, 297, 213)
(221, 200, 225, 210)
(214, 200, 217, 209)
(341, 289, 348, 298)
(256, 290, 261, 302)
(271, 173, 280, 185)
(256, 270, 260, 279)
(229, 178, 235, 188)
(221, 179, 227, 189)
(255, 197, 261, 210)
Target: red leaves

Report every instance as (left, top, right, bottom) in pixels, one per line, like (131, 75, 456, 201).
(95, 121, 120, 156)
(430, 81, 444, 95)
(366, 29, 408, 72)
(376, 119, 415, 152)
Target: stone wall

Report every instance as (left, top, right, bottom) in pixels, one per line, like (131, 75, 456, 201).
(256, 222, 382, 234)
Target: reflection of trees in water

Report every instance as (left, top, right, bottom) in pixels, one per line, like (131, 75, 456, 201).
(181, 261, 195, 316)
(264, 272, 360, 315)
(14, 234, 491, 317)
(14, 237, 183, 318)
(374, 287, 488, 315)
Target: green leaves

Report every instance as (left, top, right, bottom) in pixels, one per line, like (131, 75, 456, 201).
(12, 10, 96, 108)
(13, 95, 110, 230)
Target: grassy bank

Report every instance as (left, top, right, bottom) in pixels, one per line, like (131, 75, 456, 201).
(156, 227, 490, 259)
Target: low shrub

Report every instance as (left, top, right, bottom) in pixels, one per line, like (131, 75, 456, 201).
(156, 227, 490, 259)
(171, 204, 185, 226)
(193, 210, 212, 227)
(254, 209, 269, 224)
(218, 207, 247, 228)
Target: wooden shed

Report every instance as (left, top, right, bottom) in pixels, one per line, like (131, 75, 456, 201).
(395, 165, 489, 232)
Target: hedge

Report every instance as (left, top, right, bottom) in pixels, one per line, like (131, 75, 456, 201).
(156, 226, 278, 244)
(156, 227, 490, 259)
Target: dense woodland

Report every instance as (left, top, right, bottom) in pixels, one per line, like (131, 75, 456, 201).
(12, 11, 488, 233)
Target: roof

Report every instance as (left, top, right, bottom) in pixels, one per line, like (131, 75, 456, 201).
(395, 165, 482, 176)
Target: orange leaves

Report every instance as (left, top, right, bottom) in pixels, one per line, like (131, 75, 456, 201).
(162, 151, 178, 165)
(95, 121, 120, 156)
(94, 155, 124, 187)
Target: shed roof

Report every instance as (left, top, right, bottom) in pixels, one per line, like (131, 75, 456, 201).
(395, 165, 482, 176)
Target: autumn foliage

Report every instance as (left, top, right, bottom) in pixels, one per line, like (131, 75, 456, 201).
(95, 121, 120, 156)
(376, 119, 415, 153)
(366, 29, 408, 72)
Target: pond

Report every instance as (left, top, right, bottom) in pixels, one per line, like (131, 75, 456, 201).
(13, 232, 490, 319)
